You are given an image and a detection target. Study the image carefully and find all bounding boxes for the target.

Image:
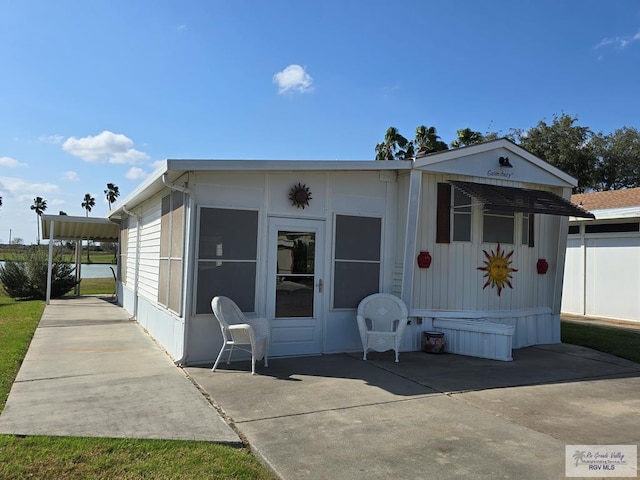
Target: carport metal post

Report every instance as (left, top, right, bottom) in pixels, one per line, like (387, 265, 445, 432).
(46, 219, 54, 305)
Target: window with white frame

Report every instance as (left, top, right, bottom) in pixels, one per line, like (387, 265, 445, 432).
(333, 215, 381, 309)
(195, 207, 258, 314)
(158, 191, 184, 314)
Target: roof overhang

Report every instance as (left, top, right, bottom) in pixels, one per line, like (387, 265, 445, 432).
(108, 159, 411, 219)
(449, 180, 595, 219)
(41, 215, 120, 242)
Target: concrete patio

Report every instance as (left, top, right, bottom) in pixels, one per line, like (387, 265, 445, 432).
(1, 296, 639, 479)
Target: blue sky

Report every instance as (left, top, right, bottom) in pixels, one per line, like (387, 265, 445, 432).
(1, 0, 639, 244)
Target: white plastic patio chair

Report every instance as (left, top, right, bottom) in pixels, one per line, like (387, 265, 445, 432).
(211, 296, 270, 375)
(356, 293, 409, 363)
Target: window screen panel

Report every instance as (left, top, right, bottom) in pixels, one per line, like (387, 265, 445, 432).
(335, 216, 381, 261)
(160, 195, 171, 257)
(168, 259, 183, 314)
(333, 261, 380, 309)
(170, 192, 184, 258)
(196, 262, 257, 314)
(198, 208, 258, 260)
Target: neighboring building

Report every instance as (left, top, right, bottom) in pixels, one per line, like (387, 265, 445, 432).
(42, 139, 595, 363)
(563, 187, 640, 322)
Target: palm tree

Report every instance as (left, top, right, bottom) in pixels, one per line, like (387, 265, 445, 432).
(30, 196, 47, 244)
(414, 125, 449, 155)
(451, 128, 485, 148)
(81, 193, 95, 217)
(375, 127, 409, 161)
(104, 183, 120, 210)
(81, 193, 96, 263)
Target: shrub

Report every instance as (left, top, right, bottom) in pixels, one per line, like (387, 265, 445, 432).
(0, 247, 78, 299)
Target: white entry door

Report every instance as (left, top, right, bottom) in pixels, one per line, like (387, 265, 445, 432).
(267, 217, 325, 357)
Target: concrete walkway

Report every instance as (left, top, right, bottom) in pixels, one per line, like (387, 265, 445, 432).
(0, 296, 239, 444)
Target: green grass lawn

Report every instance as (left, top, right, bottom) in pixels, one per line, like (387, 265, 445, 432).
(0, 287, 276, 480)
(561, 320, 640, 364)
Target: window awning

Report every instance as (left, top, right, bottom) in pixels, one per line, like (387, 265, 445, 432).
(448, 181, 595, 219)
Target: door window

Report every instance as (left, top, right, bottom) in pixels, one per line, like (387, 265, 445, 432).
(275, 231, 315, 317)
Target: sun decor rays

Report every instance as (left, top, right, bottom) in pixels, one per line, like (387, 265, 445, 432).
(477, 243, 518, 296)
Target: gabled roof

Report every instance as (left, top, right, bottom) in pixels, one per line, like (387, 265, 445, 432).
(414, 138, 578, 188)
(571, 187, 640, 211)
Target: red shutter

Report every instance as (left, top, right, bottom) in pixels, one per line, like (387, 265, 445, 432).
(436, 183, 451, 244)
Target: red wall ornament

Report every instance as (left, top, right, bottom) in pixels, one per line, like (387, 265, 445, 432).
(417, 251, 432, 269)
(536, 258, 549, 275)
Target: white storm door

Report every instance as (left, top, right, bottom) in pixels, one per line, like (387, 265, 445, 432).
(267, 217, 325, 357)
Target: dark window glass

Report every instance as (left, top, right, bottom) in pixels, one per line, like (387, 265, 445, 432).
(198, 208, 258, 259)
(483, 210, 514, 244)
(585, 222, 639, 233)
(333, 215, 381, 309)
(196, 262, 256, 314)
(196, 208, 259, 314)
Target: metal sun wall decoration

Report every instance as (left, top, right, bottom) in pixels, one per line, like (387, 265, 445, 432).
(477, 243, 518, 296)
(289, 183, 312, 209)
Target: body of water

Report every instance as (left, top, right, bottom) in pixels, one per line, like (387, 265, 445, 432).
(0, 261, 115, 279)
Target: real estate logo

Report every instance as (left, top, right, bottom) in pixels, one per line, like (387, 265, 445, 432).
(566, 445, 637, 477)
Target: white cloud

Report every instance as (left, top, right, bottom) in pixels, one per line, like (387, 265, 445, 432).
(125, 166, 148, 180)
(62, 131, 150, 164)
(63, 171, 79, 181)
(0, 176, 59, 202)
(595, 31, 640, 49)
(273, 64, 314, 94)
(151, 159, 166, 170)
(0, 156, 27, 168)
(39, 134, 64, 144)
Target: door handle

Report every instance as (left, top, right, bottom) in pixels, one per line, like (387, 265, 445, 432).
(317, 279, 323, 293)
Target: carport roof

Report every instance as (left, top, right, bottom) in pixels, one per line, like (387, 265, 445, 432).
(41, 215, 120, 242)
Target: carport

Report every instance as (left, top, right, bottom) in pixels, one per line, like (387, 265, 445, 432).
(41, 214, 120, 304)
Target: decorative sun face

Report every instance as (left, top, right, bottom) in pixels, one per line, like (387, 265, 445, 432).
(289, 183, 312, 209)
(477, 243, 518, 296)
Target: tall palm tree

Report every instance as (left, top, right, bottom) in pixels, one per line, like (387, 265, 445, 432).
(81, 193, 96, 263)
(451, 128, 485, 148)
(104, 183, 120, 210)
(414, 125, 449, 155)
(375, 127, 409, 161)
(81, 193, 96, 217)
(30, 196, 47, 244)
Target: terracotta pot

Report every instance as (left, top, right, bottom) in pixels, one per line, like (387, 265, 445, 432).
(537, 258, 549, 275)
(417, 251, 432, 269)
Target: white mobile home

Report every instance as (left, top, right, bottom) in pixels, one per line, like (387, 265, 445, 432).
(562, 187, 640, 322)
(90, 139, 593, 364)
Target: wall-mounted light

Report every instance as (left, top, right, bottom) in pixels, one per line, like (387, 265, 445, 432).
(498, 156, 513, 168)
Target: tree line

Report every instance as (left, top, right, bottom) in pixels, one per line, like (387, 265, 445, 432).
(375, 113, 640, 193)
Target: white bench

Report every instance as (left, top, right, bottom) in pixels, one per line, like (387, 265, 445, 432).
(432, 318, 515, 361)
